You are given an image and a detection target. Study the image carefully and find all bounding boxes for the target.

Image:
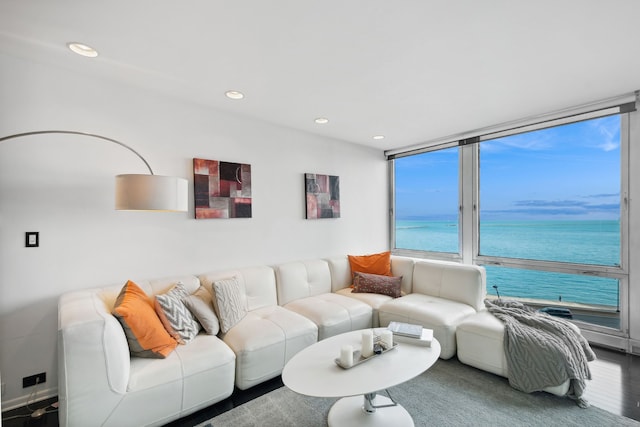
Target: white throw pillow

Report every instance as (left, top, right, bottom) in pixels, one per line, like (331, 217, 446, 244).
(183, 285, 220, 335)
(212, 277, 247, 333)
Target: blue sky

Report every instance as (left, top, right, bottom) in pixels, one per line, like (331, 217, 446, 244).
(395, 115, 621, 221)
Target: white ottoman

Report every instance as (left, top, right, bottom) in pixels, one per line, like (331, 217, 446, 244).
(456, 310, 570, 396)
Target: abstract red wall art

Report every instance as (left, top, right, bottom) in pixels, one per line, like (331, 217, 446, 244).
(305, 173, 340, 219)
(193, 158, 252, 219)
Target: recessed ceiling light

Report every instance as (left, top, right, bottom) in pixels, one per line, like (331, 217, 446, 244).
(373, 135, 385, 140)
(314, 117, 329, 124)
(67, 42, 98, 58)
(225, 90, 244, 100)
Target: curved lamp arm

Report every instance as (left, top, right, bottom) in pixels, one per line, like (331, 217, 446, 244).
(0, 130, 154, 174)
(0, 130, 188, 212)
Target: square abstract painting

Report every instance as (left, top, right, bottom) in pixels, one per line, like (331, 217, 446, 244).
(305, 173, 340, 219)
(193, 158, 252, 219)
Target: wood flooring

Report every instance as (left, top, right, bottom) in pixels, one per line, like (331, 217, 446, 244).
(583, 345, 640, 422)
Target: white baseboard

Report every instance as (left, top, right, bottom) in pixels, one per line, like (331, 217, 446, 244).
(582, 329, 630, 353)
(1, 386, 57, 412)
(630, 339, 640, 355)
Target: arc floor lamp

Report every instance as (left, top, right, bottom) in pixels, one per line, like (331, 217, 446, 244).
(0, 130, 188, 212)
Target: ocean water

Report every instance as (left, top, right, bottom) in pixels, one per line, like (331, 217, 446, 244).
(395, 220, 620, 307)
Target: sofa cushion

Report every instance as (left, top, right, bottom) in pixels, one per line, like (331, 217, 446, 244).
(213, 277, 248, 333)
(112, 280, 177, 358)
(199, 266, 276, 312)
(456, 310, 508, 376)
(378, 293, 477, 359)
(348, 251, 392, 279)
(390, 256, 416, 295)
(274, 259, 332, 306)
(127, 334, 235, 392)
(123, 334, 236, 425)
(335, 287, 392, 327)
(283, 293, 372, 340)
(352, 272, 402, 298)
(456, 310, 571, 397)
(155, 282, 201, 344)
(222, 305, 318, 390)
(412, 260, 486, 311)
(182, 285, 220, 335)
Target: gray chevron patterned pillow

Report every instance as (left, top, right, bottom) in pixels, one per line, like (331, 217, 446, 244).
(155, 282, 201, 344)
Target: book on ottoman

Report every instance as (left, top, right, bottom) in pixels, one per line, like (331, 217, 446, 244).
(387, 321, 423, 338)
(392, 328, 433, 347)
(387, 321, 433, 347)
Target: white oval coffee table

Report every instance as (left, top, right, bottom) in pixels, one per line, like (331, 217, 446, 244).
(282, 328, 441, 426)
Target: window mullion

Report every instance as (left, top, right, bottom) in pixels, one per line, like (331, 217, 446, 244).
(460, 143, 475, 264)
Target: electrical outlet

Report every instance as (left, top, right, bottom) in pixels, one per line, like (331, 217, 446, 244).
(22, 372, 46, 388)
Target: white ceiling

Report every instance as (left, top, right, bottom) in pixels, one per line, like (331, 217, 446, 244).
(1, 1, 639, 152)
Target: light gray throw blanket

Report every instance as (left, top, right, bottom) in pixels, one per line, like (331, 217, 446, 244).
(484, 299, 596, 408)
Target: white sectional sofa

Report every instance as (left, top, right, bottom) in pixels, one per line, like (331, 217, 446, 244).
(60, 254, 579, 427)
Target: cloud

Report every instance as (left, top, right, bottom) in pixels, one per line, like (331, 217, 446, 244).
(598, 140, 619, 151)
(514, 200, 588, 208)
(482, 115, 621, 153)
(483, 133, 552, 152)
(588, 203, 620, 212)
(485, 208, 585, 216)
(483, 198, 620, 217)
(583, 193, 619, 199)
(590, 116, 620, 151)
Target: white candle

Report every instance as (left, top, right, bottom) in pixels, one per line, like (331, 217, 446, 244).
(340, 345, 353, 367)
(361, 330, 374, 358)
(381, 330, 393, 348)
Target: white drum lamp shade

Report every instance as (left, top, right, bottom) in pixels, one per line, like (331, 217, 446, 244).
(0, 130, 189, 212)
(115, 174, 188, 211)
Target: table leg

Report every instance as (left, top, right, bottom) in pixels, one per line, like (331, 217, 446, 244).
(328, 394, 414, 427)
(363, 392, 377, 413)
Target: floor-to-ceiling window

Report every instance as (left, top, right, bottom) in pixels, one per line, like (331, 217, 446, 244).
(393, 146, 460, 255)
(389, 95, 634, 343)
(478, 115, 626, 332)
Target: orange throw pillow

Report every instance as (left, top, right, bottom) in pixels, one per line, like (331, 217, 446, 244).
(348, 251, 392, 280)
(112, 280, 177, 358)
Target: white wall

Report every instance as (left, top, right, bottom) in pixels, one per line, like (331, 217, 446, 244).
(0, 53, 389, 407)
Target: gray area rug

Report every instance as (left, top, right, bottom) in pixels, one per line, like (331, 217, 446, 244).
(197, 358, 639, 427)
